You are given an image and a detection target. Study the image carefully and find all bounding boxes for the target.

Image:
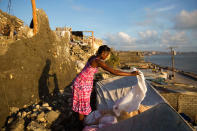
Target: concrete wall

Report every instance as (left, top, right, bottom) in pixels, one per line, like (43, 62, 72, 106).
(117, 51, 144, 64)
(178, 94, 197, 121)
(0, 9, 77, 127)
(161, 93, 197, 121)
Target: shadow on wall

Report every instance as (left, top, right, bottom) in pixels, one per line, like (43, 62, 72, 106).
(38, 59, 60, 102)
(37, 59, 84, 130)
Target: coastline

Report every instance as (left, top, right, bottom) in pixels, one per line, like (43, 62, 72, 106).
(150, 62, 197, 81)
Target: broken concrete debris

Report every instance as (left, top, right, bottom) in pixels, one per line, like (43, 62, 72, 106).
(2, 89, 74, 131)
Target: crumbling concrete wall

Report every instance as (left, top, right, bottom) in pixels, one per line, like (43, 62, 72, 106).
(0, 9, 77, 127)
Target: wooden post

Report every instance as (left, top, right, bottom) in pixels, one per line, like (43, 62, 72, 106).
(170, 47, 175, 78)
(9, 25, 14, 39)
(92, 31, 94, 48)
(31, 0, 37, 35)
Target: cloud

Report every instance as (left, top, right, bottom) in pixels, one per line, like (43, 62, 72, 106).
(136, 8, 170, 29)
(138, 30, 158, 39)
(160, 31, 188, 47)
(71, 5, 88, 11)
(156, 5, 175, 12)
(137, 30, 159, 46)
(103, 32, 136, 50)
(174, 10, 197, 30)
(103, 30, 191, 51)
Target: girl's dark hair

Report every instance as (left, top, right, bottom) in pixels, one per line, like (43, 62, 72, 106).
(97, 45, 111, 55)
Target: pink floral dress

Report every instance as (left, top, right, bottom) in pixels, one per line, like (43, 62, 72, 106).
(72, 59, 98, 115)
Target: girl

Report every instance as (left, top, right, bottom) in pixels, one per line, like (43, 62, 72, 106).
(72, 45, 139, 121)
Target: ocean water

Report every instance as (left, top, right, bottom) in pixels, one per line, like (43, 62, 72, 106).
(145, 53, 197, 74)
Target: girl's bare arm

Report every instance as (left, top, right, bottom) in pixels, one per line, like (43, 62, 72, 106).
(96, 59, 138, 76)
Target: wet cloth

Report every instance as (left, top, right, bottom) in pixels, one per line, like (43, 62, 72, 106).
(72, 60, 98, 115)
(113, 68, 147, 116)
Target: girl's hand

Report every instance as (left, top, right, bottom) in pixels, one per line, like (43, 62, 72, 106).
(131, 71, 139, 76)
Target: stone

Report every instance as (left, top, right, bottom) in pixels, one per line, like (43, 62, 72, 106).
(8, 117, 13, 124)
(46, 107, 52, 111)
(33, 108, 38, 112)
(9, 118, 24, 131)
(27, 121, 50, 131)
(27, 111, 32, 115)
(41, 106, 52, 111)
(10, 107, 19, 114)
(31, 112, 37, 118)
(36, 105, 40, 109)
(46, 111, 60, 123)
(22, 111, 27, 118)
(37, 112, 45, 122)
(38, 117, 46, 123)
(17, 112, 21, 117)
(42, 103, 49, 107)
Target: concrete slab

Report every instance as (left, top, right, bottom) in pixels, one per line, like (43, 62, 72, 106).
(96, 76, 193, 131)
(99, 103, 194, 131)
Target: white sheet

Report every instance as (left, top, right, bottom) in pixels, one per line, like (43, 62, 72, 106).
(113, 68, 147, 116)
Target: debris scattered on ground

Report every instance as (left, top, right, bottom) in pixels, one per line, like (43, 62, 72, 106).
(2, 88, 84, 131)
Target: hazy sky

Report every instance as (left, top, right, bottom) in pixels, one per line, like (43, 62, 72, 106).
(0, 0, 197, 52)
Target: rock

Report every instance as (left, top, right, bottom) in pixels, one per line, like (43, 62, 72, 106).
(22, 111, 27, 118)
(37, 112, 45, 121)
(46, 111, 60, 124)
(46, 107, 52, 111)
(31, 112, 37, 119)
(10, 107, 19, 114)
(27, 121, 50, 131)
(27, 111, 31, 115)
(38, 117, 46, 123)
(9, 118, 24, 131)
(42, 103, 49, 107)
(36, 105, 40, 109)
(7, 117, 13, 124)
(41, 106, 52, 111)
(59, 90, 64, 94)
(17, 112, 21, 117)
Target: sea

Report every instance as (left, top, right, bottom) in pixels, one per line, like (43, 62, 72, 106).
(144, 53, 197, 74)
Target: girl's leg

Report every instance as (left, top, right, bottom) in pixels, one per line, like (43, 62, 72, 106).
(79, 114, 84, 121)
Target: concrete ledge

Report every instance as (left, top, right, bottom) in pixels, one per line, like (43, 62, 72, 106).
(99, 103, 194, 131)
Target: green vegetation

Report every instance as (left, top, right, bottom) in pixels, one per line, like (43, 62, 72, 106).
(106, 52, 120, 68)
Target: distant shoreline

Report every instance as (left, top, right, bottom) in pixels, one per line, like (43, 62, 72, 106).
(144, 52, 197, 56)
(151, 62, 197, 81)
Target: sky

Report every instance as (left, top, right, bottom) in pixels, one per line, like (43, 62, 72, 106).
(0, 0, 197, 52)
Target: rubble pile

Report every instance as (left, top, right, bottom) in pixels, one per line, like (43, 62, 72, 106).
(2, 88, 83, 131)
(0, 9, 23, 36)
(0, 10, 34, 55)
(69, 43, 92, 73)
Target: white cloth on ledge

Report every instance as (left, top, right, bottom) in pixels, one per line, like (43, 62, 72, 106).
(113, 68, 147, 116)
